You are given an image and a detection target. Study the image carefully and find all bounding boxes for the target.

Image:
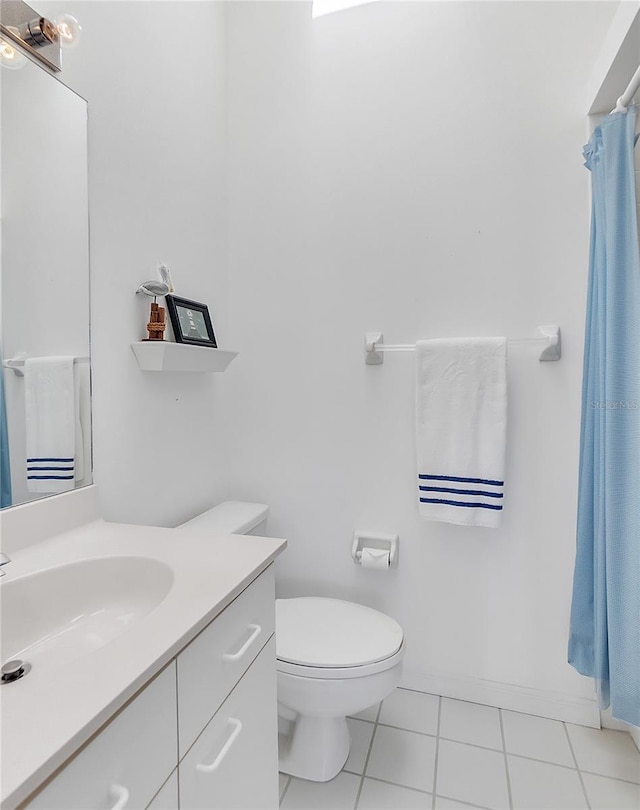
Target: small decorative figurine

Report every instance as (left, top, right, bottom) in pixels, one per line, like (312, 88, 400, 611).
(158, 263, 175, 293)
(146, 301, 166, 341)
(136, 262, 176, 342)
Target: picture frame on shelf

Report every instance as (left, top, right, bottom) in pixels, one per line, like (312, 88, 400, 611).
(165, 295, 217, 348)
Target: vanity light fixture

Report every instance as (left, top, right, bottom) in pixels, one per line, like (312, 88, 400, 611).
(0, 32, 27, 69)
(18, 12, 80, 50)
(54, 14, 80, 48)
(0, 1, 80, 72)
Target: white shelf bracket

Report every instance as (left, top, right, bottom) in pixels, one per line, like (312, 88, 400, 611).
(538, 325, 561, 362)
(365, 332, 384, 365)
(2, 352, 28, 377)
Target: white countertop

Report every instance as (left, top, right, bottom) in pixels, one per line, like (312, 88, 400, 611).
(0, 519, 286, 809)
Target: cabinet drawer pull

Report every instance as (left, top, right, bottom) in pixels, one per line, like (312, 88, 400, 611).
(108, 784, 130, 810)
(196, 718, 243, 773)
(222, 624, 262, 661)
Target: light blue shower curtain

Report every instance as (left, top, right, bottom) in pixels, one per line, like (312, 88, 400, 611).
(568, 106, 640, 726)
(0, 348, 12, 508)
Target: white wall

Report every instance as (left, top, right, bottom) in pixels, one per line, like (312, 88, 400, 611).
(10, 0, 623, 721)
(225, 1, 617, 719)
(38, 1, 232, 526)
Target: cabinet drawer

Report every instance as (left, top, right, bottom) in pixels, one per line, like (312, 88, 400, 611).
(179, 638, 279, 810)
(177, 566, 275, 756)
(26, 663, 178, 810)
(146, 771, 178, 810)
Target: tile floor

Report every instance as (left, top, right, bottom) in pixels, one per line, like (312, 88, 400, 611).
(278, 688, 640, 810)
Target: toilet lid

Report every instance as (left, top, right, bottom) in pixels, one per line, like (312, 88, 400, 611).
(276, 597, 404, 668)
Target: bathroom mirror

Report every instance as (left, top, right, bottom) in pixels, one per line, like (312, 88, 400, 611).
(0, 49, 91, 509)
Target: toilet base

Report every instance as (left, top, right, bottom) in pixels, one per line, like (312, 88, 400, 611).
(278, 714, 351, 782)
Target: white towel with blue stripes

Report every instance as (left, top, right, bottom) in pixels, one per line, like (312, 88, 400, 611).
(416, 338, 507, 528)
(25, 357, 76, 493)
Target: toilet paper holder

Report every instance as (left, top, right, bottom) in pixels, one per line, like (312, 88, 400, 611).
(352, 532, 398, 567)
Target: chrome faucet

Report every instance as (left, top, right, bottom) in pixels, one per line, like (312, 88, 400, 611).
(0, 552, 10, 577)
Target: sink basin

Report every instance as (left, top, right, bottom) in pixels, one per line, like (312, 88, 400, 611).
(1, 557, 174, 673)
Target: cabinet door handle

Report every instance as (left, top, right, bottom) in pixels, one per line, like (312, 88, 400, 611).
(222, 624, 262, 661)
(108, 784, 130, 810)
(196, 718, 243, 773)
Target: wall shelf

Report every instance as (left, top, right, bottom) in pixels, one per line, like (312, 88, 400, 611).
(131, 342, 238, 373)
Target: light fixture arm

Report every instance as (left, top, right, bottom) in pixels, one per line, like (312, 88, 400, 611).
(18, 16, 57, 48)
(0, 1, 80, 72)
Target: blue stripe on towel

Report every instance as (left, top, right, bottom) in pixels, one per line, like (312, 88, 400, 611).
(27, 475, 74, 480)
(419, 497, 503, 511)
(27, 466, 74, 471)
(419, 485, 503, 499)
(418, 473, 504, 486)
(27, 457, 73, 463)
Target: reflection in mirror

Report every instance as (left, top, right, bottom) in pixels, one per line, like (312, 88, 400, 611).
(1, 50, 91, 509)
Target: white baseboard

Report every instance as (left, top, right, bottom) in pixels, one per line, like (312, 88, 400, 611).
(400, 668, 600, 728)
(603, 710, 640, 751)
(600, 706, 629, 731)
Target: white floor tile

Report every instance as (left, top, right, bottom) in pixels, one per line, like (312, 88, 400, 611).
(344, 718, 375, 774)
(435, 798, 487, 810)
(436, 740, 509, 810)
(501, 710, 574, 766)
(366, 725, 437, 793)
(358, 778, 432, 809)
(582, 772, 640, 809)
(439, 699, 502, 750)
(566, 725, 640, 783)
(351, 703, 380, 722)
(280, 772, 361, 810)
(378, 689, 439, 735)
(507, 755, 587, 809)
(279, 772, 290, 801)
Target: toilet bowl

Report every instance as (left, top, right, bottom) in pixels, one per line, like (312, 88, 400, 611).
(177, 502, 405, 783)
(276, 596, 404, 781)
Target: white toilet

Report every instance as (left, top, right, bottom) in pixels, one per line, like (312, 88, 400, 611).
(178, 501, 405, 783)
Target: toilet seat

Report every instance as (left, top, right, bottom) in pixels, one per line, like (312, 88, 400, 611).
(277, 644, 405, 679)
(276, 597, 404, 679)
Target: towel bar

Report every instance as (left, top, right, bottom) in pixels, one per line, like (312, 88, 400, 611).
(365, 325, 561, 364)
(2, 354, 90, 377)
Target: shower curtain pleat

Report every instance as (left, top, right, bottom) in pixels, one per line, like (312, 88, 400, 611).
(568, 106, 640, 726)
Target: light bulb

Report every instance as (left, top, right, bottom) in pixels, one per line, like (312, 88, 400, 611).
(55, 14, 81, 49)
(0, 32, 27, 69)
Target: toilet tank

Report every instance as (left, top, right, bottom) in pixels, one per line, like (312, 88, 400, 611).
(178, 501, 270, 536)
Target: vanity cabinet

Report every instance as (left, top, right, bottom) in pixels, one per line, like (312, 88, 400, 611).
(179, 639, 278, 810)
(177, 563, 275, 757)
(23, 566, 278, 810)
(25, 663, 178, 810)
(147, 772, 179, 810)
